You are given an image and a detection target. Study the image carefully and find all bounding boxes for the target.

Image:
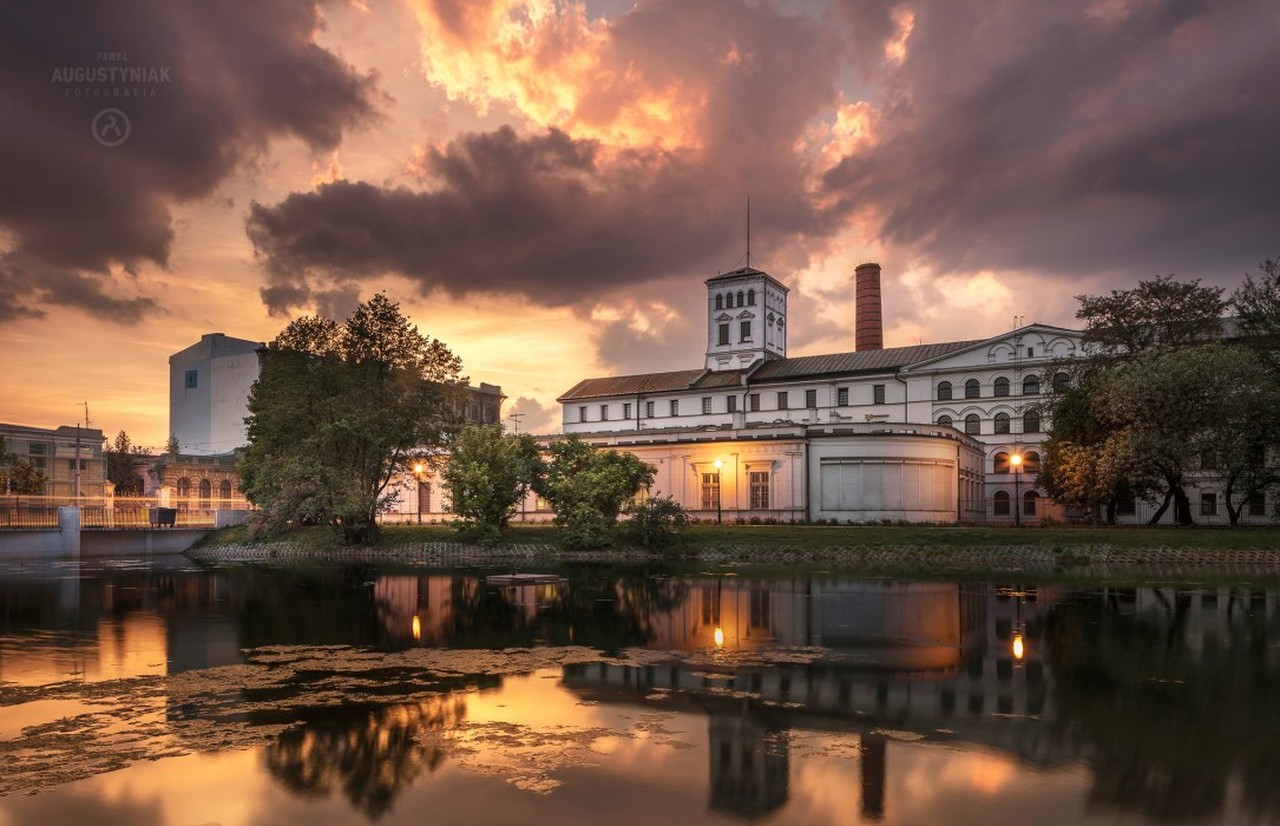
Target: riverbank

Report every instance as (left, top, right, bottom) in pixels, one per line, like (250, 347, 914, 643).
(187, 523, 1280, 581)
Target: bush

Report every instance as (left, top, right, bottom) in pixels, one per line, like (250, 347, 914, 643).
(556, 503, 615, 549)
(620, 495, 690, 548)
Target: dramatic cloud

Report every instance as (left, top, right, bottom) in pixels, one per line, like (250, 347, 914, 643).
(0, 0, 381, 321)
(247, 0, 850, 314)
(825, 0, 1280, 285)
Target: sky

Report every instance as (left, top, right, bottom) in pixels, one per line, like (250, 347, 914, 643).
(2, 0, 1278, 447)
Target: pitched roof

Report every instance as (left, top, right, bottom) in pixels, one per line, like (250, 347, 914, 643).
(558, 369, 744, 401)
(750, 341, 981, 381)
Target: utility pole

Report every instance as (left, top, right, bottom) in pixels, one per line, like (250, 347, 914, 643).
(507, 412, 524, 434)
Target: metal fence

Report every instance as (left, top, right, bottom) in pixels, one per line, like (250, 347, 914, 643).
(0, 495, 246, 529)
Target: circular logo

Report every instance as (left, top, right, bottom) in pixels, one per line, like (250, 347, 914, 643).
(91, 108, 131, 147)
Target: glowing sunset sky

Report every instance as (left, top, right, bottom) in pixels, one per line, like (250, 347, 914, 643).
(2, 0, 1277, 448)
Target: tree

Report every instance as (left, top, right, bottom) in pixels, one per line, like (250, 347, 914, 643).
(0, 437, 45, 495)
(442, 424, 543, 541)
(1233, 258, 1280, 374)
(164, 434, 181, 456)
(619, 494, 689, 548)
(106, 430, 149, 495)
(241, 294, 465, 544)
(538, 436, 655, 548)
(1076, 275, 1226, 358)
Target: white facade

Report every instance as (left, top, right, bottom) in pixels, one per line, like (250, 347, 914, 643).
(169, 333, 263, 455)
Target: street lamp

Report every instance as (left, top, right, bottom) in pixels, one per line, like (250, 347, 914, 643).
(713, 459, 724, 524)
(413, 462, 425, 524)
(1010, 452, 1023, 526)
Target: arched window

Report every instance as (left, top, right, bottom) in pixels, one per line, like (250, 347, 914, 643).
(219, 480, 232, 501)
(993, 491, 1011, 516)
(965, 379, 980, 399)
(964, 414, 981, 435)
(715, 294, 723, 310)
(994, 452, 1010, 474)
(1053, 371, 1071, 392)
(198, 478, 212, 507)
(737, 290, 745, 306)
(1023, 375, 1040, 395)
(177, 477, 191, 498)
(993, 377, 1010, 397)
(937, 381, 953, 401)
(937, 415, 953, 428)
(1023, 490, 1039, 516)
(747, 289, 756, 306)
(1023, 451, 1041, 472)
(994, 412, 1011, 434)
(1023, 410, 1041, 433)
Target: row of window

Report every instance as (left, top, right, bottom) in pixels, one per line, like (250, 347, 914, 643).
(937, 373, 1069, 401)
(993, 490, 1040, 516)
(938, 411, 1041, 435)
(717, 320, 753, 346)
(714, 289, 757, 310)
(699, 471, 772, 509)
(174, 478, 236, 501)
(578, 385, 889, 422)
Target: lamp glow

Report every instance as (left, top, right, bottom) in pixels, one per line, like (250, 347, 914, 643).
(1012, 633, 1025, 661)
(714, 626, 725, 648)
(412, 615, 422, 641)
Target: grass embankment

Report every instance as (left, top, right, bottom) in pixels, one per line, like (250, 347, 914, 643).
(196, 522, 1280, 553)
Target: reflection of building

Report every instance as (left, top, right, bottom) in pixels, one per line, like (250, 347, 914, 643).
(709, 710, 788, 816)
(0, 422, 108, 500)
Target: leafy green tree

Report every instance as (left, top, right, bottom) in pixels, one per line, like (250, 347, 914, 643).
(1232, 258, 1280, 374)
(442, 424, 543, 542)
(1076, 275, 1226, 357)
(0, 437, 46, 495)
(619, 494, 689, 548)
(106, 430, 149, 495)
(538, 436, 655, 548)
(241, 294, 465, 544)
(164, 434, 181, 456)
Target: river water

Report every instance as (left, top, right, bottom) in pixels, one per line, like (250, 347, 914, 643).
(1, 555, 1278, 825)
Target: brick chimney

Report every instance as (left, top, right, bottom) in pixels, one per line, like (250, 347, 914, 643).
(855, 262, 883, 351)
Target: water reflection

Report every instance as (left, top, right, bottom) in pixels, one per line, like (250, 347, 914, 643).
(1, 559, 1278, 825)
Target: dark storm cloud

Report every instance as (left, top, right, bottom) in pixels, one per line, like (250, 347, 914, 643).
(826, 0, 1280, 285)
(0, 0, 380, 320)
(247, 0, 847, 313)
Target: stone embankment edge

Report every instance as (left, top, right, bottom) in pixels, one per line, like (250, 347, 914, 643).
(187, 541, 1280, 573)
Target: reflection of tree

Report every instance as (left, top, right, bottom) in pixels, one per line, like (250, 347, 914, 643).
(1047, 588, 1280, 823)
(264, 695, 465, 820)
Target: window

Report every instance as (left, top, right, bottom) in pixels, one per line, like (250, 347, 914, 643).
(1023, 410, 1041, 433)
(1023, 375, 1040, 395)
(68, 458, 89, 471)
(28, 443, 45, 455)
(1053, 372, 1071, 392)
(645, 401, 655, 418)
(805, 389, 817, 408)
(994, 452, 1010, 474)
(1201, 491, 1218, 516)
(199, 479, 212, 507)
(1027, 347, 1035, 358)
(1248, 490, 1267, 516)
(749, 393, 760, 412)
(219, 480, 233, 501)
(747, 289, 756, 306)
(184, 369, 198, 389)
(600, 404, 609, 421)
(777, 391, 789, 410)
(937, 381, 953, 401)
(623, 402, 632, 419)
(836, 387, 849, 406)
(702, 397, 712, 415)
(993, 377, 1010, 397)
(994, 412, 1011, 434)
(701, 472, 721, 510)
(965, 379, 980, 399)
(873, 384, 885, 405)
(727, 395, 738, 413)
(579, 406, 588, 423)
(964, 414, 981, 435)
(737, 290, 745, 306)
(749, 471, 770, 509)
(715, 294, 723, 310)
(177, 477, 191, 498)
(937, 415, 953, 428)
(740, 320, 751, 341)
(993, 491, 1011, 516)
(718, 324, 730, 346)
(1023, 451, 1041, 473)
(670, 399, 679, 416)
(1023, 491, 1038, 516)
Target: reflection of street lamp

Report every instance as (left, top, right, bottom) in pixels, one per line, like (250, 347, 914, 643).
(714, 626, 725, 648)
(413, 462, 425, 524)
(713, 459, 724, 524)
(1010, 452, 1023, 527)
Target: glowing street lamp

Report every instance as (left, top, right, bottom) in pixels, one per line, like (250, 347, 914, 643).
(713, 459, 724, 524)
(1010, 452, 1023, 527)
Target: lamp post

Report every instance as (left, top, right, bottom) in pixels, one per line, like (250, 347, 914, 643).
(413, 462, 425, 524)
(1010, 452, 1023, 527)
(713, 459, 723, 524)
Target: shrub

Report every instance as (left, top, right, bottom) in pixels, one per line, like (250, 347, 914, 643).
(620, 495, 690, 548)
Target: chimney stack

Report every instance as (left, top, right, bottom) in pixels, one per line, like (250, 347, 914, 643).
(855, 262, 883, 351)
